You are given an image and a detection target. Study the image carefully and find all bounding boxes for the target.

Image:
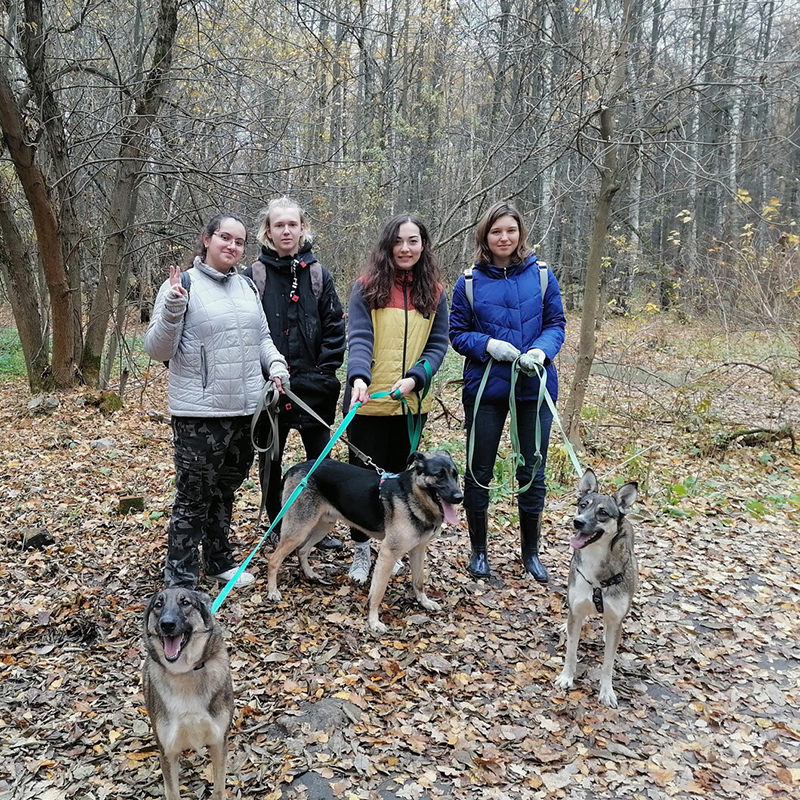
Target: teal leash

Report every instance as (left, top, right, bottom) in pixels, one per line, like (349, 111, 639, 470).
(211, 388, 401, 614)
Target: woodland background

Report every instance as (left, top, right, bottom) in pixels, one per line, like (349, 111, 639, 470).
(0, 1, 799, 799)
(0, 0, 798, 402)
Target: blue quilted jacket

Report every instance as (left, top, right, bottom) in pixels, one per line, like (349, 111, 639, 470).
(449, 253, 566, 403)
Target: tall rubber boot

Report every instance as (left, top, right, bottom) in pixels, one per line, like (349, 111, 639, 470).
(466, 509, 490, 578)
(520, 510, 549, 583)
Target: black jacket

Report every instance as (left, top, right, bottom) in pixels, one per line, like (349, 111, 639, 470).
(244, 243, 345, 427)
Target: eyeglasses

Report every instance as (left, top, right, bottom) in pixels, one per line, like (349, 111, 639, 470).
(214, 231, 246, 249)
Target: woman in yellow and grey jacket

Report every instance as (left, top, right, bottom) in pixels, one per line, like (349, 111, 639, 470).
(343, 213, 449, 583)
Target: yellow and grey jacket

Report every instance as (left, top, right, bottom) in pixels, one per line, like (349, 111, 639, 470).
(345, 273, 449, 416)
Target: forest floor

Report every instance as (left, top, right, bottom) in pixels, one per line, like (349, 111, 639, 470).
(0, 311, 798, 800)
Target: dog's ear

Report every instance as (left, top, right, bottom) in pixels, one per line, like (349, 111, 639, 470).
(194, 591, 214, 625)
(144, 591, 161, 622)
(578, 468, 598, 498)
(615, 481, 638, 514)
(407, 450, 425, 471)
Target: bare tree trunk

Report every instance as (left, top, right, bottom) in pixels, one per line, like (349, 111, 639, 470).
(0, 72, 74, 387)
(562, 0, 635, 448)
(20, 0, 83, 355)
(0, 180, 50, 390)
(81, 0, 179, 387)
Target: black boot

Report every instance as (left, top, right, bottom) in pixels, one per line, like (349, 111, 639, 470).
(466, 509, 491, 578)
(520, 510, 549, 583)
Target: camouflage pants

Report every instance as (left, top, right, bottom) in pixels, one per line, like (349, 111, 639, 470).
(164, 416, 254, 588)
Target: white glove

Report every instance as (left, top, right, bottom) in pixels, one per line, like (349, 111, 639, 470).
(269, 363, 290, 392)
(486, 339, 521, 362)
(519, 348, 546, 372)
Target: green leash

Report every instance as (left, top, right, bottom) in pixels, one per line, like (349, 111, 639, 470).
(466, 357, 583, 493)
(404, 359, 432, 452)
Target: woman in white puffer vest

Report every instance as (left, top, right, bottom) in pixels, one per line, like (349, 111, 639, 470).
(145, 213, 289, 589)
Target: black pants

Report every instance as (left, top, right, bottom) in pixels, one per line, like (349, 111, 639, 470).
(165, 416, 254, 588)
(347, 412, 427, 543)
(464, 400, 553, 514)
(263, 423, 330, 524)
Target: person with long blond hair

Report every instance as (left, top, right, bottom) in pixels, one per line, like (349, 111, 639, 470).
(243, 197, 346, 548)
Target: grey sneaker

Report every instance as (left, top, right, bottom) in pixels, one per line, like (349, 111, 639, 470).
(209, 568, 255, 588)
(348, 543, 372, 584)
(391, 559, 404, 576)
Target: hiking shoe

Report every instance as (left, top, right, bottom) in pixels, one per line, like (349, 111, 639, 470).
(209, 568, 255, 588)
(391, 559, 405, 576)
(348, 543, 372, 584)
(315, 533, 344, 551)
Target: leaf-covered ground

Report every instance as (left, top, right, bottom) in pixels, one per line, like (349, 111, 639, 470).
(0, 314, 798, 800)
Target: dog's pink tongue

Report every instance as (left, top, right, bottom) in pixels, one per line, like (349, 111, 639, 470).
(164, 635, 182, 660)
(441, 500, 460, 526)
(569, 535, 585, 549)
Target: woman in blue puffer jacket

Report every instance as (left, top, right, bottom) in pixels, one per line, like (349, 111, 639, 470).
(450, 201, 566, 582)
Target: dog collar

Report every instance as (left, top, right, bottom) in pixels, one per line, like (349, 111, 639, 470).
(576, 561, 629, 614)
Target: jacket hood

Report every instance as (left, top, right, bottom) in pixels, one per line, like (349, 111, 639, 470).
(258, 241, 317, 273)
(475, 252, 539, 280)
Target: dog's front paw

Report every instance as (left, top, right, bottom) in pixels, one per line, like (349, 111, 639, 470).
(368, 618, 388, 636)
(554, 671, 574, 691)
(418, 596, 442, 612)
(266, 588, 282, 602)
(598, 685, 618, 708)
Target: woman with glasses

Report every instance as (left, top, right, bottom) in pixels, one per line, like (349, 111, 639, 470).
(145, 213, 289, 589)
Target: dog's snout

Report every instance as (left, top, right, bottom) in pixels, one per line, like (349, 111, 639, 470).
(573, 517, 586, 531)
(159, 612, 179, 635)
(452, 490, 464, 503)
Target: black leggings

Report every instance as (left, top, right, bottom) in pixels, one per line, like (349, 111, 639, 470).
(347, 413, 427, 543)
(263, 423, 330, 524)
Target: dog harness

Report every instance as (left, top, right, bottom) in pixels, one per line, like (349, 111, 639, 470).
(575, 560, 629, 614)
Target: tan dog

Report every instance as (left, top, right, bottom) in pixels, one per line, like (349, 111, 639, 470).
(143, 588, 233, 799)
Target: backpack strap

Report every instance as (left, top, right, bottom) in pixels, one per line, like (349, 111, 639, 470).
(180, 270, 192, 293)
(310, 262, 323, 300)
(465, 262, 547, 309)
(464, 265, 475, 311)
(249, 261, 267, 297)
(538, 261, 549, 301)
(241, 274, 259, 297)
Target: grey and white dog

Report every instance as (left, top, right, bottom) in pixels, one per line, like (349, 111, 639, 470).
(555, 469, 638, 707)
(142, 588, 234, 800)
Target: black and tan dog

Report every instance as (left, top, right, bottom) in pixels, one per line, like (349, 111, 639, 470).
(555, 469, 638, 707)
(143, 588, 234, 800)
(267, 450, 463, 634)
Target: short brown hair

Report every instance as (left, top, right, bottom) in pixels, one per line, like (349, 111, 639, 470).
(473, 201, 532, 265)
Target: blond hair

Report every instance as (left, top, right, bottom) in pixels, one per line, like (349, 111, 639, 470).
(256, 196, 314, 249)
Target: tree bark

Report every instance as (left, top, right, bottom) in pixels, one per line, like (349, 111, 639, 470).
(0, 71, 74, 387)
(0, 181, 49, 390)
(81, 0, 180, 387)
(562, 0, 635, 448)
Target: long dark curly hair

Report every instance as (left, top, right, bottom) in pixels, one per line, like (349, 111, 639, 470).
(360, 214, 441, 316)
